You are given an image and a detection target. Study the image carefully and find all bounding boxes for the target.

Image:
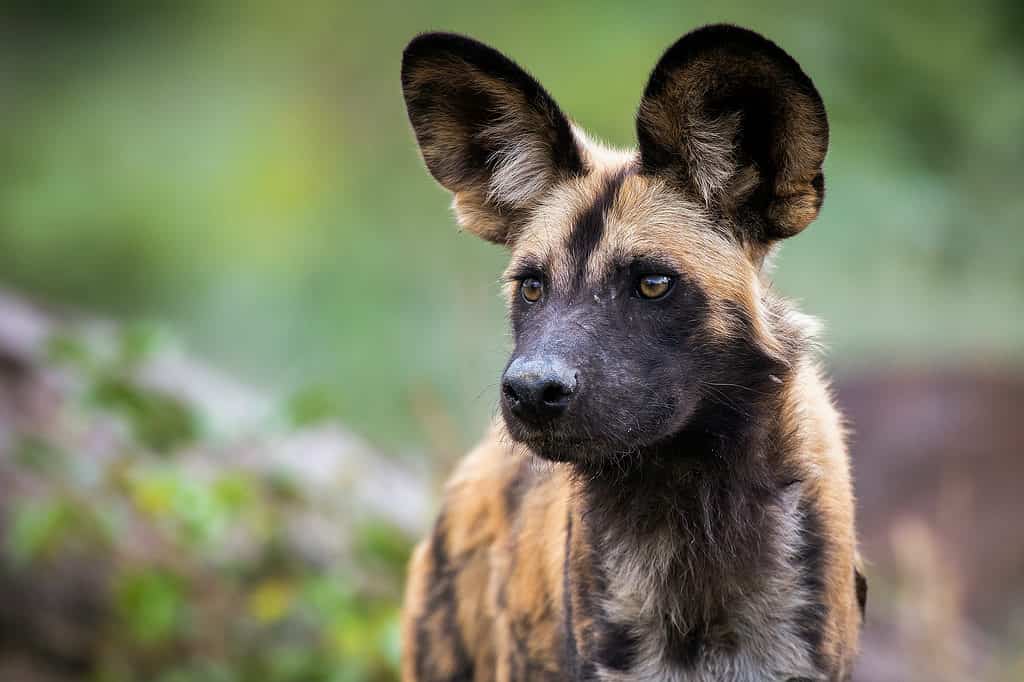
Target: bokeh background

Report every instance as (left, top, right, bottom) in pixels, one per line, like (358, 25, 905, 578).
(1, 1, 1022, 680)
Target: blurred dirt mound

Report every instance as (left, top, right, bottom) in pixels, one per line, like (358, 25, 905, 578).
(838, 369, 1024, 681)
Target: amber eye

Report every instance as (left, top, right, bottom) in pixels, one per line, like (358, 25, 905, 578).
(520, 278, 544, 303)
(638, 274, 673, 299)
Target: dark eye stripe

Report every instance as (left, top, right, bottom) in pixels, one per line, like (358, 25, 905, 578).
(564, 166, 635, 288)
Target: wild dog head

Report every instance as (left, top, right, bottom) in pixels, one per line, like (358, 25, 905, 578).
(401, 25, 828, 465)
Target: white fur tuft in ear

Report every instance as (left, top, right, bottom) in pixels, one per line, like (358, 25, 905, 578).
(679, 109, 743, 205)
(484, 119, 558, 208)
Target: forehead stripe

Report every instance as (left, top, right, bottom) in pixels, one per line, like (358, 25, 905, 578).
(564, 166, 634, 285)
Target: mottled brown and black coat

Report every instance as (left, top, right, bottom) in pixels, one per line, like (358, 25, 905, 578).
(399, 24, 865, 682)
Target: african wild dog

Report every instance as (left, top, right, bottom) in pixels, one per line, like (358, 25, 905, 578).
(399, 24, 865, 681)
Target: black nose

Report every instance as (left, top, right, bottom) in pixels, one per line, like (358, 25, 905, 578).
(502, 357, 577, 424)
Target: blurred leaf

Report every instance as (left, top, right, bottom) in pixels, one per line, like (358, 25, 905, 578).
(90, 376, 199, 453)
(285, 384, 344, 428)
(117, 321, 167, 368)
(45, 331, 93, 370)
(247, 579, 295, 624)
(13, 435, 66, 474)
(171, 478, 226, 547)
(354, 521, 412, 576)
(301, 575, 357, 626)
(6, 497, 74, 564)
(128, 469, 232, 547)
(154, 662, 237, 682)
(325, 607, 387, 670)
(212, 473, 255, 513)
(261, 643, 322, 682)
(380, 616, 402, 672)
(114, 569, 186, 646)
(266, 471, 304, 504)
(129, 470, 176, 516)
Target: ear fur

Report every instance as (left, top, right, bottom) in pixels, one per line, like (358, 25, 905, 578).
(401, 32, 583, 243)
(637, 24, 829, 242)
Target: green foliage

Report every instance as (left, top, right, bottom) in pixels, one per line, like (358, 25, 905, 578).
(91, 376, 200, 453)
(115, 569, 187, 646)
(117, 322, 169, 369)
(47, 326, 201, 453)
(47, 332, 95, 370)
(2, 326, 409, 681)
(8, 498, 85, 564)
(7, 467, 114, 566)
(354, 520, 414, 582)
(125, 466, 242, 547)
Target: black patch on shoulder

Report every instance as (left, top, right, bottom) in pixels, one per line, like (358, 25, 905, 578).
(593, 618, 639, 672)
(565, 166, 634, 286)
(414, 515, 474, 681)
(664, 623, 707, 669)
(579, 660, 599, 680)
(566, 515, 625, 680)
(793, 497, 829, 672)
(562, 513, 581, 678)
(504, 455, 533, 517)
(499, 458, 532, 600)
(855, 567, 867, 620)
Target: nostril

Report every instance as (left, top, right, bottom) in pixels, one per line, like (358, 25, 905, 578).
(541, 381, 571, 405)
(502, 381, 520, 403)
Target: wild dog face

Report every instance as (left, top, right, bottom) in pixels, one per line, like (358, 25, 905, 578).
(402, 25, 829, 465)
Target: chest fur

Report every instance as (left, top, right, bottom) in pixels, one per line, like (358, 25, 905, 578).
(553, 486, 823, 681)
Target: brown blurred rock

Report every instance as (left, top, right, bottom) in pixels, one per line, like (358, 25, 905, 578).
(838, 367, 1024, 681)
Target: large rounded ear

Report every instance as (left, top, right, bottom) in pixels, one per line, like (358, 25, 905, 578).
(637, 24, 829, 242)
(401, 33, 584, 244)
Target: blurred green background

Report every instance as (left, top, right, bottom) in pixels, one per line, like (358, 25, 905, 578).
(1, 2, 1023, 681)
(3, 0, 1022, 451)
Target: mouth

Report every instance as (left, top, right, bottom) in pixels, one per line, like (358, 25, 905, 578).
(502, 413, 621, 463)
(514, 434, 591, 462)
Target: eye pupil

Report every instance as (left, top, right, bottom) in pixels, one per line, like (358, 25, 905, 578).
(521, 278, 543, 302)
(638, 275, 672, 299)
